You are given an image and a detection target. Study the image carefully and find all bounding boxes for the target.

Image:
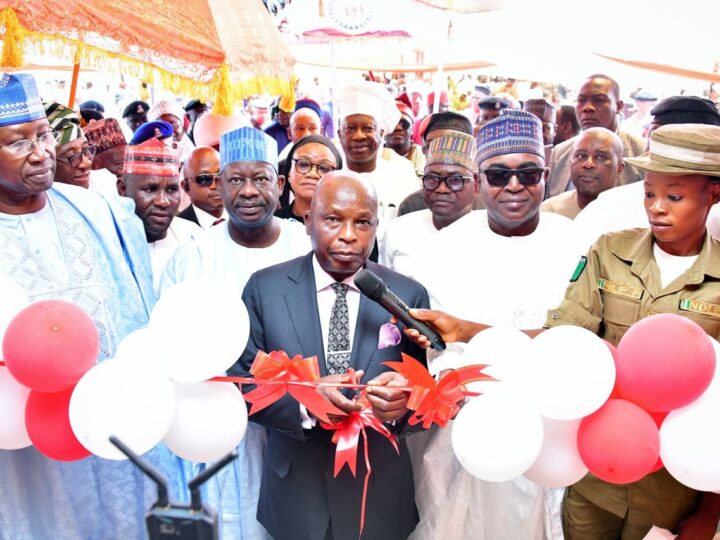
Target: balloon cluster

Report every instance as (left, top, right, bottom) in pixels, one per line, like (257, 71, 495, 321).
(451, 315, 719, 491)
(0, 278, 251, 464)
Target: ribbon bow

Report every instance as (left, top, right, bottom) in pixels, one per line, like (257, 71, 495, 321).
(244, 350, 344, 423)
(384, 353, 494, 428)
(320, 369, 399, 539)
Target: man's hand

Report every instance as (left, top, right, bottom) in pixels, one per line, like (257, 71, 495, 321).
(317, 371, 364, 424)
(366, 372, 409, 423)
(404, 308, 487, 346)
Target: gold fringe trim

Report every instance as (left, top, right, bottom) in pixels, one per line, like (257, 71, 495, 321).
(0, 8, 294, 116)
(1, 8, 24, 67)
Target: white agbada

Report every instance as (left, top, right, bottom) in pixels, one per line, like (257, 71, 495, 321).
(159, 216, 310, 540)
(148, 216, 202, 293)
(407, 210, 578, 540)
(160, 217, 310, 295)
(380, 209, 438, 274)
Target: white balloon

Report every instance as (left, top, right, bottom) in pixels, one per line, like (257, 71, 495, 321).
(0, 367, 31, 449)
(164, 381, 248, 462)
(452, 391, 543, 482)
(115, 327, 168, 377)
(660, 396, 720, 492)
(462, 327, 533, 395)
(69, 359, 175, 459)
(527, 326, 615, 420)
(524, 417, 588, 488)
(0, 275, 29, 346)
(150, 279, 250, 381)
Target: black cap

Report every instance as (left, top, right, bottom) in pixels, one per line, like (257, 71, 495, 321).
(122, 100, 150, 118)
(424, 111, 473, 140)
(479, 96, 509, 110)
(184, 99, 205, 112)
(79, 100, 105, 113)
(651, 96, 720, 127)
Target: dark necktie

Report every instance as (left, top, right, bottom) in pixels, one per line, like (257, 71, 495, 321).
(212, 218, 225, 226)
(327, 283, 351, 375)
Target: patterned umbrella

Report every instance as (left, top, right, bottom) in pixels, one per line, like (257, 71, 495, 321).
(0, 0, 295, 112)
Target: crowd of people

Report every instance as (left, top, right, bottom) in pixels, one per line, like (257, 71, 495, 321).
(1, 67, 720, 540)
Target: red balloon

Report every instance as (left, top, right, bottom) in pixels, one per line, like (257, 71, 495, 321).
(578, 399, 659, 484)
(616, 314, 715, 411)
(25, 388, 91, 461)
(3, 300, 99, 392)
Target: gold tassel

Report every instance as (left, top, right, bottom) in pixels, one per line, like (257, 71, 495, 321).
(1, 8, 25, 68)
(213, 64, 234, 116)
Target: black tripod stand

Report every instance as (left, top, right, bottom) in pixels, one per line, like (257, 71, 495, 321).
(109, 436, 237, 540)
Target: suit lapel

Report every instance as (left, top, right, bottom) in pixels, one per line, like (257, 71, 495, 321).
(284, 254, 328, 375)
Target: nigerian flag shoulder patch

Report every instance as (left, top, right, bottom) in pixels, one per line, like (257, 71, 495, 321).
(570, 256, 587, 282)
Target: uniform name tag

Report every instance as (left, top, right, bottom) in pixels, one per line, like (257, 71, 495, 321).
(596, 278, 643, 300)
(679, 298, 720, 318)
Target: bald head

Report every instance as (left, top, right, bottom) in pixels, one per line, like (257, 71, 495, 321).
(307, 170, 378, 281)
(181, 146, 223, 218)
(289, 107, 322, 142)
(570, 127, 625, 208)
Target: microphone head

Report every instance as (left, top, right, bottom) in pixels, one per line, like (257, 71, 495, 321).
(353, 269, 387, 301)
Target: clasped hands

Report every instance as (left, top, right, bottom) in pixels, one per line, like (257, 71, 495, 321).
(317, 370, 409, 424)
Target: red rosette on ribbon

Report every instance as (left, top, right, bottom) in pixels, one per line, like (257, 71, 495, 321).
(384, 353, 494, 428)
(244, 350, 345, 423)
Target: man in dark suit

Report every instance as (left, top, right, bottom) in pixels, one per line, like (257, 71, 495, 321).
(177, 147, 226, 229)
(233, 170, 430, 540)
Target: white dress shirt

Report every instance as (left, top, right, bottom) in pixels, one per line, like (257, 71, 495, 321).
(312, 254, 361, 363)
(192, 204, 228, 230)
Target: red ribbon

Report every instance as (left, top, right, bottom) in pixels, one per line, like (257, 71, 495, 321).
(384, 353, 494, 428)
(241, 350, 345, 424)
(320, 370, 399, 539)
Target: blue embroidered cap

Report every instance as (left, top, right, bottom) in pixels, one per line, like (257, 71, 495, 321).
(0, 73, 46, 127)
(220, 126, 278, 170)
(476, 109, 545, 165)
(129, 120, 174, 145)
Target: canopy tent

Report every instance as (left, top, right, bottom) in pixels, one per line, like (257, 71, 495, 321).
(281, 0, 720, 91)
(0, 0, 295, 113)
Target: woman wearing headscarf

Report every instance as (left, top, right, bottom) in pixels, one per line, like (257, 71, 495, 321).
(274, 135, 342, 223)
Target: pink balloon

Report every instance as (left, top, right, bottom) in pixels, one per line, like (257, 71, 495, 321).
(578, 399, 659, 484)
(616, 314, 715, 411)
(3, 300, 99, 393)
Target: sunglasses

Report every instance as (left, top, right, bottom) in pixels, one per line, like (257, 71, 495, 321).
(421, 174, 473, 192)
(192, 173, 221, 186)
(57, 145, 97, 167)
(480, 167, 545, 187)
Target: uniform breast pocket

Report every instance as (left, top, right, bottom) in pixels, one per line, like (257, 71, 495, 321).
(602, 293, 641, 343)
(681, 312, 720, 340)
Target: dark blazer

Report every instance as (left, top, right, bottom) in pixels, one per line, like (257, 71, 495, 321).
(176, 204, 199, 226)
(232, 253, 430, 540)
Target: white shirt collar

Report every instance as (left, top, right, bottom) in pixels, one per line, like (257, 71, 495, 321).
(312, 254, 361, 293)
(193, 204, 227, 230)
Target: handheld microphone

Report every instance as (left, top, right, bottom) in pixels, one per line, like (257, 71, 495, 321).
(354, 269, 446, 351)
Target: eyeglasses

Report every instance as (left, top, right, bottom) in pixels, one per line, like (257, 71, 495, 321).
(293, 158, 335, 176)
(192, 173, 221, 186)
(480, 167, 545, 187)
(421, 174, 473, 192)
(57, 145, 97, 167)
(0, 131, 56, 159)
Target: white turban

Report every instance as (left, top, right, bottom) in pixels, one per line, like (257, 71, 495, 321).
(337, 81, 400, 135)
(148, 99, 186, 122)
